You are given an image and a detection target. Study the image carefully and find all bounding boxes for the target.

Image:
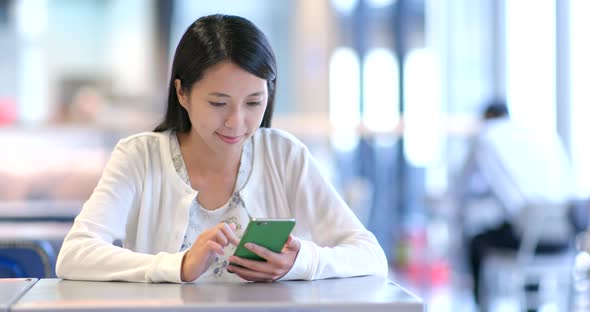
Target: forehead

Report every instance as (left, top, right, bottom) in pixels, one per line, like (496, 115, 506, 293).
(193, 61, 267, 95)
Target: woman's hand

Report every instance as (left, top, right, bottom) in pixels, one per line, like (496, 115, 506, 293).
(181, 222, 239, 282)
(226, 235, 301, 282)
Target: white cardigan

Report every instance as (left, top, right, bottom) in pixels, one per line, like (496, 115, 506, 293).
(56, 128, 388, 283)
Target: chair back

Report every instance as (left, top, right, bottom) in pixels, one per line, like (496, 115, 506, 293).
(0, 240, 56, 278)
(481, 202, 575, 311)
(514, 202, 572, 265)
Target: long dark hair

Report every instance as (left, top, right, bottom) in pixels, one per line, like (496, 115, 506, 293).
(154, 14, 277, 133)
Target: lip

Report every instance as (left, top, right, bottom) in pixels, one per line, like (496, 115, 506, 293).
(216, 132, 243, 144)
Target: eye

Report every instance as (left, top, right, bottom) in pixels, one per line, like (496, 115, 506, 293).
(246, 101, 262, 106)
(208, 101, 225, 107)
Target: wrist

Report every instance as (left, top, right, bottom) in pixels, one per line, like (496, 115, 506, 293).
(180, 250, 192, 282)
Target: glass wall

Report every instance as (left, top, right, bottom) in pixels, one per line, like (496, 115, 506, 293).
(570, 0, 590, 199)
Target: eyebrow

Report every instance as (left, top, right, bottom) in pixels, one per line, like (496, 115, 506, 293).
(208, 91, 265, 98)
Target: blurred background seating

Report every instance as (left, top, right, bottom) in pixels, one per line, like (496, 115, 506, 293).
(480, 203, 576, 311)
(0, 240, 55, 278)
(0, 222, 71, 278)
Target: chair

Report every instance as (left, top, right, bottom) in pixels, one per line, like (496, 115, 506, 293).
(480, 203, 575, 312)
(0, 240, 56, 278)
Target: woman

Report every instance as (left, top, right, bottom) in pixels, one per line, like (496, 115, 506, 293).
(56, 14, 387, 283)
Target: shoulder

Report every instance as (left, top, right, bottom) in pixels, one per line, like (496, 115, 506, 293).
(253, 128, 306, 151)
(252, 128, 310, 162)
(118, 131, 170, 148)
(119, 131, 170, 145)
(113, 131, 172, 160)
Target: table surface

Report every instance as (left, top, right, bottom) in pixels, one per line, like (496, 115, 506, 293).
(11, 276, 423, 312)
(0, 278, 37, 312)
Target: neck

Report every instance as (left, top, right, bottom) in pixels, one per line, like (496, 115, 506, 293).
(177, 131, 241, 175)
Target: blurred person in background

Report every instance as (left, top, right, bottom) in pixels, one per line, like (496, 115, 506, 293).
(458, 99, 576, 305)
(67, 86, 107, 124)
(56, 14, 387, 284)
(49, 84, 108, 125)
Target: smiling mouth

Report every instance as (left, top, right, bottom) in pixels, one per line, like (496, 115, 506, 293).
(216, 133, 243, 144)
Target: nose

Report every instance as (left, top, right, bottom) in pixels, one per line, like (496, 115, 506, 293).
(224, 105, 242, 129)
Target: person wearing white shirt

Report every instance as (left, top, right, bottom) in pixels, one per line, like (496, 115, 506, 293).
(55, 14, 388, 283)
(461, 100, 574, 304)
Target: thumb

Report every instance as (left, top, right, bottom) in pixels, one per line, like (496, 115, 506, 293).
(285, 235, 301, 250)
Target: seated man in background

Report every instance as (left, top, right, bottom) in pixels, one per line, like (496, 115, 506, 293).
(461, 99, 576, 304)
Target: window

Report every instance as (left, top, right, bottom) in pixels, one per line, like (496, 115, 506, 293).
(570, 0, 590, 198)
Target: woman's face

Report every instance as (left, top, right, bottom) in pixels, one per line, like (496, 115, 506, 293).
(175, 61, 268, 155)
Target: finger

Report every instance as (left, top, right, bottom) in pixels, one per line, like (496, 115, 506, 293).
(226, 264, 278, 282)
(213, 230, 229, 247)
(284, 235, 301, 251)
(242, 243, 278, 262)
(228, 256, 281, 275)
(227, 256, 265, 271)
(284, 235, 293, 246)
(219, 223, 240, 246)
(204, 240, 224, 256)
(281, 236, 292, 252)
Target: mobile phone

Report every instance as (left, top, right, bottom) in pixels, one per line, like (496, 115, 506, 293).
(233, 218, 296, 262)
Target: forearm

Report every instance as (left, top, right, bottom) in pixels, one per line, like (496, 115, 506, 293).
(280, 234, 388, 281)
(56, 223, 185, 283)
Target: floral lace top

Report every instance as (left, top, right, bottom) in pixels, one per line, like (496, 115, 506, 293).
(170, 132, 253, 282)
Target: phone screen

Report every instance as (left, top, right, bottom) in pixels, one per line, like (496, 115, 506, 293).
(232, 218, 296, 261)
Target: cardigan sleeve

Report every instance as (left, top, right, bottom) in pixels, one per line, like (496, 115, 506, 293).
(56, 138, 185, 283)
(280, 142, 388, 281)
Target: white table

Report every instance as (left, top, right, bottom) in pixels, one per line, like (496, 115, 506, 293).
(0, 278, 37, 312)
(11, 276, 424, 311)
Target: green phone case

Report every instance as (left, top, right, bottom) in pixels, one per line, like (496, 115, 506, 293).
(233, 218, 296, 261)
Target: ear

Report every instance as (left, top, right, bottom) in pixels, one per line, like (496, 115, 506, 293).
(174, 79, 189, 110)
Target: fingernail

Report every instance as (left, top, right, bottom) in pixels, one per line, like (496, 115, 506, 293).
(245, 243, 253, 249)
